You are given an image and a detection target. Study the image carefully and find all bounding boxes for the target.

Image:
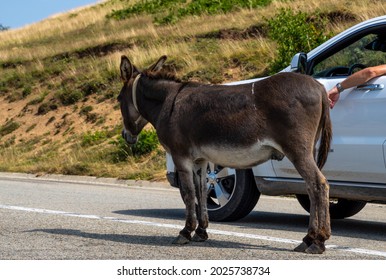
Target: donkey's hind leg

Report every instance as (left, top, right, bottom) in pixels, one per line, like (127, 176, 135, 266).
(192, 160, 209, 242)
(292, 155, 331, 254)
(172, 165, 197, 245)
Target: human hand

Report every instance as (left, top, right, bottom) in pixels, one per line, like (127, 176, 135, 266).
(327, 86, 340, 109)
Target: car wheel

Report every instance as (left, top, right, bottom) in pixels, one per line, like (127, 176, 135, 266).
(206, 164, 260, 222)
(295, 194, 367, 219)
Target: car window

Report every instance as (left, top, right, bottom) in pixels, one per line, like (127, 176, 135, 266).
(312, 33, 386, 78)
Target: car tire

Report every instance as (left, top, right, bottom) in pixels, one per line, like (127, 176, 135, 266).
(206, 165, 260, 222)
(295, 194, 367, 219)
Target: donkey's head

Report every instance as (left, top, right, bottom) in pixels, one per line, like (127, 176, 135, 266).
(118, 55, 167, 144)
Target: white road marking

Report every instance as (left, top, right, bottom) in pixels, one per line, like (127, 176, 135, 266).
(1, 204, 385, 258)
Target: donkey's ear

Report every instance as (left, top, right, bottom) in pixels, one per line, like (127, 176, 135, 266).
(148, 55, 167, 72)
(120, 55, 133, 83)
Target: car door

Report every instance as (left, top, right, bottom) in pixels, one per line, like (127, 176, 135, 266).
(273, 31, 386, 184)
(272, 76, 386, 184)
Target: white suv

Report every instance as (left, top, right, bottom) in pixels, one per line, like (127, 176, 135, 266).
(166, 15, 386, 221)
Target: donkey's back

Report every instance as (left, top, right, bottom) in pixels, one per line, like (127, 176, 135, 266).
(160, 72, 330, 170)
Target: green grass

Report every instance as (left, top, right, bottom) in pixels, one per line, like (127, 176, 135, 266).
(108, 0, 272, 24)
(0, 120, 20, 137)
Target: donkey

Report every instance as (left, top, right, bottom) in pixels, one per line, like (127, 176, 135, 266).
(117, 55, 332, 254)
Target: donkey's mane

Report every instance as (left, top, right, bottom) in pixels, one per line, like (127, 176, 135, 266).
(141, 69, 184, 102)
(142, 69, 181, 82)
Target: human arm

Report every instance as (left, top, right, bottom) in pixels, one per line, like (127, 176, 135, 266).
(328, 64, 386, 108)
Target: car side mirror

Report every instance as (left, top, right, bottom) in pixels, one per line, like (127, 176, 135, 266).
(290, 52, 307, 74)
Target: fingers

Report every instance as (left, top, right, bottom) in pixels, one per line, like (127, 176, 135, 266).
(327, 88, 339, 109)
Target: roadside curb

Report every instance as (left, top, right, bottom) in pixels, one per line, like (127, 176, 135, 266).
(0, 172, 171, 189)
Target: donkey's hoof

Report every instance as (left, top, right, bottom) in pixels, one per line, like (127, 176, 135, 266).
(192, 227, 208, 242)
(192, 233, 208, 242)
(305, 243, 325, 254)
(172, 234, 191, 245)
(294, 242, 309, 253)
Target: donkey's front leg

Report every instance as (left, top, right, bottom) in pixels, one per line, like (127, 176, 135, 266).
(172, 168, 197, 245)
(192, 161, 209, 242)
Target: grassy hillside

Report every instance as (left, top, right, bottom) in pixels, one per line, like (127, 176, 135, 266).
(0, 0, 385, 180)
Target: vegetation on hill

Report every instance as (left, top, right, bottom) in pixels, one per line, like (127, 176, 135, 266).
(0, 0, 385, 180)
(0, 24, 9, 31)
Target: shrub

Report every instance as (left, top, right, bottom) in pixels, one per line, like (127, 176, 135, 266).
(0, 120, 20, 137)
(26, 124, 37, 133)
(81, 131, 107, 147)
(79, 105, 93, 115)
(80, 81, 105, 96)
(267, 9, 331, 73)
(37, 102, 58, 115)
(79, 106, 99, 123)
(1, 135, 15, 148)
(57, 89, 84, 105)
(0, 24, 9, 31)
(22, 86, 32, 98)
(109, 128, 160, 162)
(131, 129, 160, 156)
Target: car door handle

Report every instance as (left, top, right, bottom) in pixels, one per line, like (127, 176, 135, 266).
(356, 84, 384, 91)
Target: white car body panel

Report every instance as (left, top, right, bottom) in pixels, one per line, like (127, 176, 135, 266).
(273, 76, 386, 184)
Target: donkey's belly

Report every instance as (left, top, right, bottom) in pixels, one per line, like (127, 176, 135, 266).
(198, 140, 284, 169)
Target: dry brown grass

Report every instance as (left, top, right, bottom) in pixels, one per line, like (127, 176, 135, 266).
(0, 0, 377, 61)
(0, 0, 383, 64)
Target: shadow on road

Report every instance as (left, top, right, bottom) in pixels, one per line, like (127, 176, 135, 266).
(28, 228, 290, 253)
(114, 208, 386, 242)
(114, 208, 185, 221)
(243, 211, 386, 242)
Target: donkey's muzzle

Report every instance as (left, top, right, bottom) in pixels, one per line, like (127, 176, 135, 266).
(122, 129, 137, 145)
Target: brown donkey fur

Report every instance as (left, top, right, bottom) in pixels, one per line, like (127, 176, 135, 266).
(117, 55, 332, 254)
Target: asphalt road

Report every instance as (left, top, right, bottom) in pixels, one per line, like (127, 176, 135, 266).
(0, 172, 385, 260)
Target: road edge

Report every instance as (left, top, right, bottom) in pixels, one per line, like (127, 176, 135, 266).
(0, 171, 171, 190)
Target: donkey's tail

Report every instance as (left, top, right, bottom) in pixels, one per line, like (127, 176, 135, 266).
(316, 89, 332, 169)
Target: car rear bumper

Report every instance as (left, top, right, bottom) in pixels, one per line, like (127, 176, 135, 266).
(166, 171, 178, 188)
